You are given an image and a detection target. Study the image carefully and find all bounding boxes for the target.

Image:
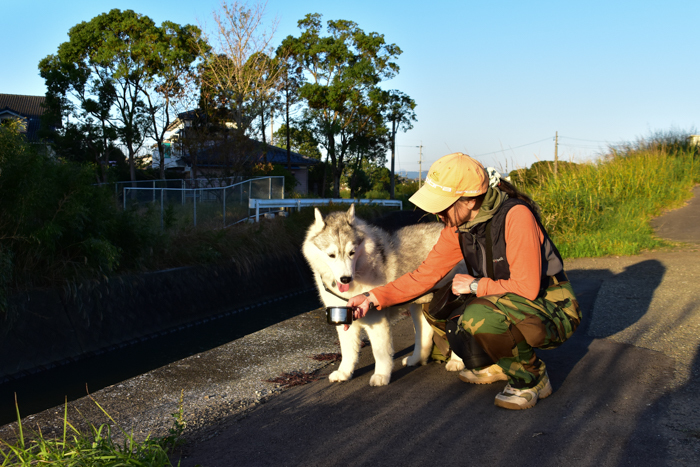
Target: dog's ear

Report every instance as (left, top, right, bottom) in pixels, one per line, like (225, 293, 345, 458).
(347, 204, 355, 223)
(313, 207, 325, 228)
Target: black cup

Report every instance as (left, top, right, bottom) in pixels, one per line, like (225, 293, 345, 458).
(326, 306, 353, 325)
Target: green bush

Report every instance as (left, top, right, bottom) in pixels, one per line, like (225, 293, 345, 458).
(363, 188, 390, 199)
(0, 125, 158, 294)
(509, 160, 579, 186)
(394, 178, 419, 204)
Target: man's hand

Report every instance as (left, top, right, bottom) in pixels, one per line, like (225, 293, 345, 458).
(452, 273, 476, 295)
(343, 292, 378, 331)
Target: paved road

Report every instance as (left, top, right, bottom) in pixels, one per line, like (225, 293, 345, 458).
(177, 187, 700, 467)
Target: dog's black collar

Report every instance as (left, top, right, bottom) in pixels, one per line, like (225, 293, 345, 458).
(319, 279, 419, 308)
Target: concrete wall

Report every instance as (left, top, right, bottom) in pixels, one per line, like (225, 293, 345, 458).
(0, 252, 315, 382)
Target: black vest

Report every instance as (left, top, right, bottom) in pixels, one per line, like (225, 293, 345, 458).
(457, 198, 564, 294)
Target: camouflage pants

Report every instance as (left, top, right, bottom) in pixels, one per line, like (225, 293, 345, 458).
(457, 278, 580, 387)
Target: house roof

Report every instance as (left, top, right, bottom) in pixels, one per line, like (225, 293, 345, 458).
(0, 93, 52, 142)
(170, 108, 320, 169)
(262, 144, 320, 167)
(184, 140, 320, 169)
(0, 94, 46, 116)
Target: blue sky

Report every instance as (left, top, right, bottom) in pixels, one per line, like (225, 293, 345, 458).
(2, 0, 698, 174)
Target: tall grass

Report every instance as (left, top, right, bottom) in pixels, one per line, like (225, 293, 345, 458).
(0, 393, 184, 466)
(522, 134, 699, 258)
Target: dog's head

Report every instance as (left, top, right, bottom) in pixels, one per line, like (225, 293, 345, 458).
(304, 205, 366, 293)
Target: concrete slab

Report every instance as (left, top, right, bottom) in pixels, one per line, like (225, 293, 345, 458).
(650, 185, 700, 245)
(175, 286, 678, 467)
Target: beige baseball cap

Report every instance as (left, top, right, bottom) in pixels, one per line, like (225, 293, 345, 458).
(409, 152, 488, 213)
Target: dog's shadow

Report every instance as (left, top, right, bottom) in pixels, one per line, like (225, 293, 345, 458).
(348, 342, 435, 383)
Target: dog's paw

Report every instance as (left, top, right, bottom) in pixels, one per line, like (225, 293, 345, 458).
(369, 373, 391, 386)
(401, 354, 426, 367)
(328, 370, 352, 382)
(445, 359, 465, 372)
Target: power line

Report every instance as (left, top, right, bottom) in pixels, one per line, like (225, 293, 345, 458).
(398, 134, 615, 161)
(559, 143, 607, 150)
(559, 136, 611, 143)
(473, 137, 552, 157)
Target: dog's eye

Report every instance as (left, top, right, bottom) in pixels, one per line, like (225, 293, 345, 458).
(348, 251, 355, 257)
(328, 253, 336, 258)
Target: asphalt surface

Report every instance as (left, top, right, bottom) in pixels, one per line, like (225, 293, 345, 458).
(1, 187, 698, 466)
(175, 186, 700, 467)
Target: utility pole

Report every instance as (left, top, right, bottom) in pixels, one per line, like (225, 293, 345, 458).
(554, 131, 559, 177)
(418, 144, 423, 188)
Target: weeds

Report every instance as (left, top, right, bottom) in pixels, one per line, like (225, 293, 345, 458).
(517, 131, 699, 258)
(0, 393, 186, 466)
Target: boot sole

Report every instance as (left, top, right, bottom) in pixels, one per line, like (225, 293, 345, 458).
(494, 380, 553, 410)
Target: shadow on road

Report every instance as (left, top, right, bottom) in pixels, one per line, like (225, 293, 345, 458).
(179, 260, 689, 467)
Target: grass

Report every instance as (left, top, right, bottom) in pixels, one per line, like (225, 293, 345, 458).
(518, 134, 700, 258)
(0, 392, 185, 466)
(139, 203, 398, 275)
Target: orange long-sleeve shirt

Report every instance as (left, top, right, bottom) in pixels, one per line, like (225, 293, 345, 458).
(372, 205, 545, 308)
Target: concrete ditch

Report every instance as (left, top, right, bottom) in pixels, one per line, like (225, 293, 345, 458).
(0, 252, 315, 383)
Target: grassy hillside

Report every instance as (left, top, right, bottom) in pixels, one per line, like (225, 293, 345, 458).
(515, 132, 699, 258)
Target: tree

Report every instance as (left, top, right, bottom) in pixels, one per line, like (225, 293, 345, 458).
(281, 14, 402, 197)
(248, 51, 283, 146)
(274, 45, 305, 170)
(40, 52, 119, 181)
(198, 1, 283, 140)
(272, 123, 321, 159)
(39, 9, 206, 182)
(345, 97, 389, 198)
(142, 22, 208, 179)
(381, 90, 416, 199)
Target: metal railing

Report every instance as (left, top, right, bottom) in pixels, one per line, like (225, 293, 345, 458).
(107, 177, 243, 203)
(122, 176, 285, 229)
(248, 198, 403, 222)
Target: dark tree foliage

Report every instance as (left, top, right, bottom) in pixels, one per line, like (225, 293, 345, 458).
(281, 13, 403, 197)
(39, 9, 206, 182)
(380, 90, 416, 199)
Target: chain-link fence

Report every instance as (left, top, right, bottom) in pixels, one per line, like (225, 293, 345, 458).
(108, 177, 243, 202)
(122, 176, 285, 229)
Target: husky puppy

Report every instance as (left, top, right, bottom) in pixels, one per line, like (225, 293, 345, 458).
(302, 205, 465, 386)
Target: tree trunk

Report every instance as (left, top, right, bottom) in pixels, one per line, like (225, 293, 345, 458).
(159, 142, 166, 180)
(129, 148, 136, 183)
(321, 153, 329, 198)
(390, 120, 397, 199)
(285, 84, 291, 171)
(259, 97, 267, 145)
(100, 122, 109, 184)
(349, 154, 363, 198)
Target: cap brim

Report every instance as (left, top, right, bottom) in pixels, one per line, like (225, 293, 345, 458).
(408, 185, 459, 214)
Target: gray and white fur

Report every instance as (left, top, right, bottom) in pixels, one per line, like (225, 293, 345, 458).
(302, 205, 465, 386)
